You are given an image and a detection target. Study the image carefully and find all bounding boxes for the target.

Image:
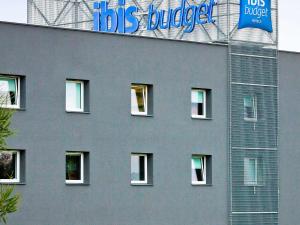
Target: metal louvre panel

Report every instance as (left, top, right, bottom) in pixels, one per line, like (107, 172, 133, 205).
(229, 44, 279, 225)
(231, 53, 278, 86)
(231, 85, 278, 148)
(230, 44, 277, 58)
(231, 213, 279, 225)
(231, 149, 279, 212)
(231, 56, 278, 85)
(28, 0, 95, 29)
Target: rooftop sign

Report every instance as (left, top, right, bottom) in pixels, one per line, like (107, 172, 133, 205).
(93, 0, 217, 34)
(93, 0, 273, 35)
(238, 0, 273, 32)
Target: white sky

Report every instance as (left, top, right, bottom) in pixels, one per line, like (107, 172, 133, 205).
(0, 0, 299, 52)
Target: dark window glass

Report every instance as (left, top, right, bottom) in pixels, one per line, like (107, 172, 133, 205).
(0, 152, 17, 179)
(66, 154, 81, 181)
(244, 96, 257, 120)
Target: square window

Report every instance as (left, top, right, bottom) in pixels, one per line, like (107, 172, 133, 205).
(131, 84, 148, 115)
(131, 153, 148, 184)
(0, 76, 20, 109)
(66, 152, 84, 184)
(191, 89, 206, 118)
(244, 158, 258, 186)
(244, 96, 257, 121)
(66, 80, 84, 112)
(0, 151, 20, 183)
(191, 155, 207, 185)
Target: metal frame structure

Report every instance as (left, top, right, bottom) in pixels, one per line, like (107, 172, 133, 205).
(27, 0, 277, 44)
(28, 0, 230, 43)
(227, 0, 279, 224)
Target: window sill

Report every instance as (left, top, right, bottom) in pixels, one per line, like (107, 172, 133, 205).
(244, 184, 264, 187)
(16, 108, 26, 111)
(0, 107, 26, 111)
(0, 182, 26, 185)
(131, 183, 153, 186)
(65, 183, 90, 186)
(131, 114, 153, 117)
(191, 183, 212, 187)
(191, 117, 212, 120)
(0, 106, 20, 109)
(66, 111, 90, 114)
(244, 119, 257, 122)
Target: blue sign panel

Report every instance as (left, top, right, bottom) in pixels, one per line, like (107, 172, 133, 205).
(93, 0, 217, 34)
(238, 0, 273, 32)
(93, 0, 139, 33)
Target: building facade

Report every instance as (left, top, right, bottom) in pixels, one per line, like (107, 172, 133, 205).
(0, 21, 298, 225)
(0, 0, 298, 224)
(27, 0, 282, 224)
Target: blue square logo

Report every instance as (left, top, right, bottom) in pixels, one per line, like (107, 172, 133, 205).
(238, 0, 273, 33)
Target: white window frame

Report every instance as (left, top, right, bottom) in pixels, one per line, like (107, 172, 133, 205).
(191, 89, 206, 119)
(191, 155, 207, 185)
(0, 151, 20, 183)
(244, 158, 258, 186)
(65, 80, 84, 112)
(131, 153, 148, 184)
(65, 152, 84, 184)
(131, 84, 148, 116)
(244, 95, 257, 122)
(0, 76, 20, 109)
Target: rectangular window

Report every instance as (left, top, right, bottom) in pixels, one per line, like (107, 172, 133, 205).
(0, 76, 20, 108)
(191, 89, 206, 118)
(66, 80, 84, 112)
(244, 158, 258, 186)
(191, 155, 206, 185)
(244, 96, 257, 121)
(131, 84, 148, 115)
(131, 154, 148, 184)
(66, 152, 84, 184)
(0, 151, 20, 183)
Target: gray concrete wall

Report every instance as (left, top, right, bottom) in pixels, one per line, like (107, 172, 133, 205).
(278, 51, 300, 225)
(0, 22, 229, 225)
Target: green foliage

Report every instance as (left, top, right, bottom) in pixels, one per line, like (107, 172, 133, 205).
(0, 102, 20, 224)
(0, 185, 20, 224)
(0, 106, 14, 151)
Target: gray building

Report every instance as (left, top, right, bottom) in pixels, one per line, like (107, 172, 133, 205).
(0, 20, 299, 225)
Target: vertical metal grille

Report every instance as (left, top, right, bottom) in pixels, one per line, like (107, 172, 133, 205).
(229, 43, 279, 225)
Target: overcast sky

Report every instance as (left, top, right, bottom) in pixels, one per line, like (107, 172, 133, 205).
(0, 0, 299, 52)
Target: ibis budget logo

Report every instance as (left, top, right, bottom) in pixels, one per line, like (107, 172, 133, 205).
(93, 0, 217, 34)
(238, 0, 273, 32)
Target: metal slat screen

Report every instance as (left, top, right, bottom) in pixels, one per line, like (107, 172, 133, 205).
(229, 44, 279, 225)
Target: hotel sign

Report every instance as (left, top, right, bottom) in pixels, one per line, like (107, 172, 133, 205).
(93, 0, 217, 34)
(238, 0, 273, 32)
(93, 0, 273, 34)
